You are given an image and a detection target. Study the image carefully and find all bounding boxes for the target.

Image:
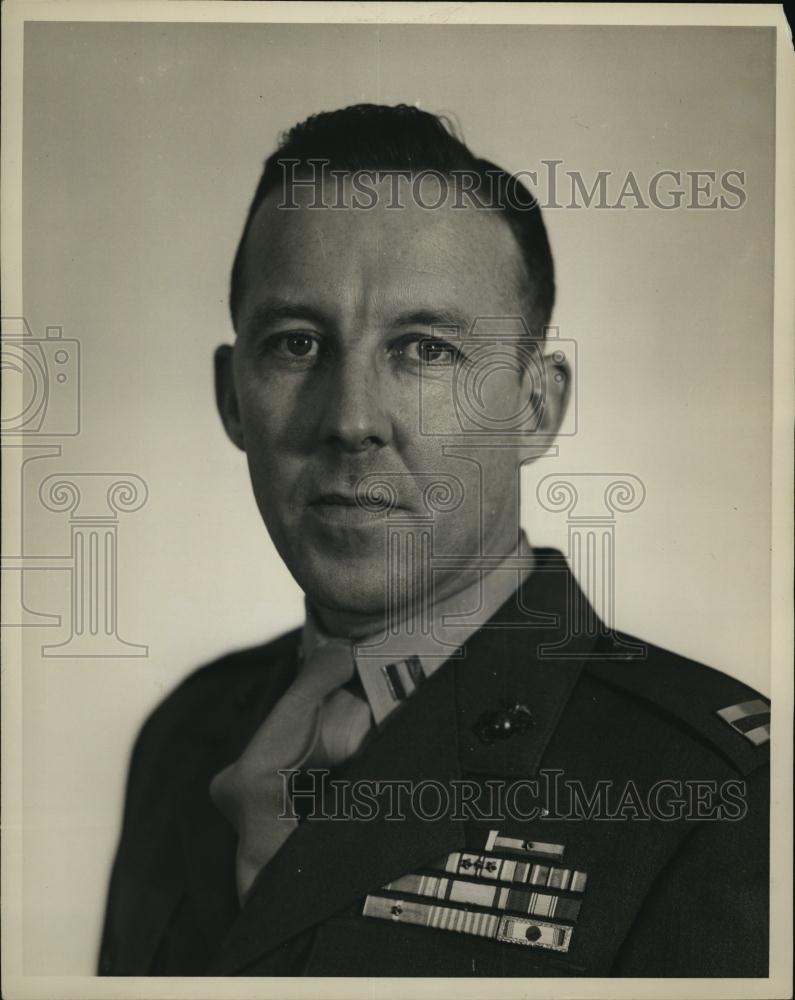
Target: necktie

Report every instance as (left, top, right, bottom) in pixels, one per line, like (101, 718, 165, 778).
(210, 639, 357, 901)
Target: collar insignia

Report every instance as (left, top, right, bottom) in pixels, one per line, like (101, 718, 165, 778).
(716, 699, 770, 746)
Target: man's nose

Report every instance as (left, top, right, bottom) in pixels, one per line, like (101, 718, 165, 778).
(317, 358, 393, 452)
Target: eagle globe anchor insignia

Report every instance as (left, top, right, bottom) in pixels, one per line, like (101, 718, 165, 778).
(474, 701, 534, 744)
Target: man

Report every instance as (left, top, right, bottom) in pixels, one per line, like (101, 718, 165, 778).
(99, 104, 769, 977)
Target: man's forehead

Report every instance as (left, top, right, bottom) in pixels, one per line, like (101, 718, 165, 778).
(239, 176, 527, 310)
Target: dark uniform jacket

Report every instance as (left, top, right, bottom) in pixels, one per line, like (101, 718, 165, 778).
(99, 549, 769, 977)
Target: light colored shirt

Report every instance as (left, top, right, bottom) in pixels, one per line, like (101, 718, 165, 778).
(301, 534, 535, 768)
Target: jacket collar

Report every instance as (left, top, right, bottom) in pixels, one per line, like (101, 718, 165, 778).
(207, 548, 599, 974)
(304, 532, 536, 726)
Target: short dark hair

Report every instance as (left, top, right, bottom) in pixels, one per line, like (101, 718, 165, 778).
(229, 103, 555, 335)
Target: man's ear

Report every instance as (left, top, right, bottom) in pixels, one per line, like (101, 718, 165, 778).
(214, 344, 246, 451)
(523, 347, 571, 439)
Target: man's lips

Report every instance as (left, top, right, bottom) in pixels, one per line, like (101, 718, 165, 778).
(309, 490, 409, 510)
(311, 492, 362, 507)
(307, 490, 409, 524)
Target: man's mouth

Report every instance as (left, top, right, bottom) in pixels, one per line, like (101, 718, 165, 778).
(312, 491, 361, 507)
(307, 489, 408, 526)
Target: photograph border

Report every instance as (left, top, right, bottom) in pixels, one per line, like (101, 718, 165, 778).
(1, 3, 792, 998)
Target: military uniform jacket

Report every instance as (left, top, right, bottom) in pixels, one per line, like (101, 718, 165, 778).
(99, 549, 770, 977)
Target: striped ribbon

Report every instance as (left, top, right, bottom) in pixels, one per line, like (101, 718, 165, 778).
(486, 831, 565, 858)
(431, 851, 588, 893)
(385, 872, 581, 922)
(363, 894, 573, 952)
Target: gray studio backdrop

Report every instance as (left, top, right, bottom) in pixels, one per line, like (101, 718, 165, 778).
(19, 21, 773, 973)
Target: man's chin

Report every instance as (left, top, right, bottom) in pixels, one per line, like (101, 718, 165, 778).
(293, 557, 389, 622)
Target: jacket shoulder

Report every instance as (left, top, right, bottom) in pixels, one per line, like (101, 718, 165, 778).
(584, 634, 770, 777)
(167, 627, 300, 701)
(132, 627, 300, 755)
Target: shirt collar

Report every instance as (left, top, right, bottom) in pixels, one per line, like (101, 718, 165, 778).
(302, 532, 536, 726)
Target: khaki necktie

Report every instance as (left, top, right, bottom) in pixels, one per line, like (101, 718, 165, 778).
(210, 639, 357, 901)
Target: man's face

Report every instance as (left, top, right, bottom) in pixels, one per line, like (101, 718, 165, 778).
(217, 178, 565, 629)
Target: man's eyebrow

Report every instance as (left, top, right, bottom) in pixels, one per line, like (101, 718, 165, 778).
(392, 309, 470, 334)
(242, 302, 472, 336)
(243, 300, 330, 333)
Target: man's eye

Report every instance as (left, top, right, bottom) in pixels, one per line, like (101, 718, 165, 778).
(398, 336, 458, 367)
(283, 333, 318, 357)
(419, 340, 456, 365)
(264, 332, 321, 360)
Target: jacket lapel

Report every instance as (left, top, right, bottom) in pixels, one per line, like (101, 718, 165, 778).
(173, 644, 300, 966)
(456, 548, 598, 778)
(208, 548, 600, 974)
(208, 659, 465, 974)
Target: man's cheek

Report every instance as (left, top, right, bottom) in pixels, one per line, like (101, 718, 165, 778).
(239, 391, 296, 451)
(406, 376, 462, 438)
(481, 376, 526, 422)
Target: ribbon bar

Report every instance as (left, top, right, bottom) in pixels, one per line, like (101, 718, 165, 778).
(384, 872, 582, 922)
(485, 830, 565, 859)
(432, 851, 588, 893)
(363, 894, 573, 952)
